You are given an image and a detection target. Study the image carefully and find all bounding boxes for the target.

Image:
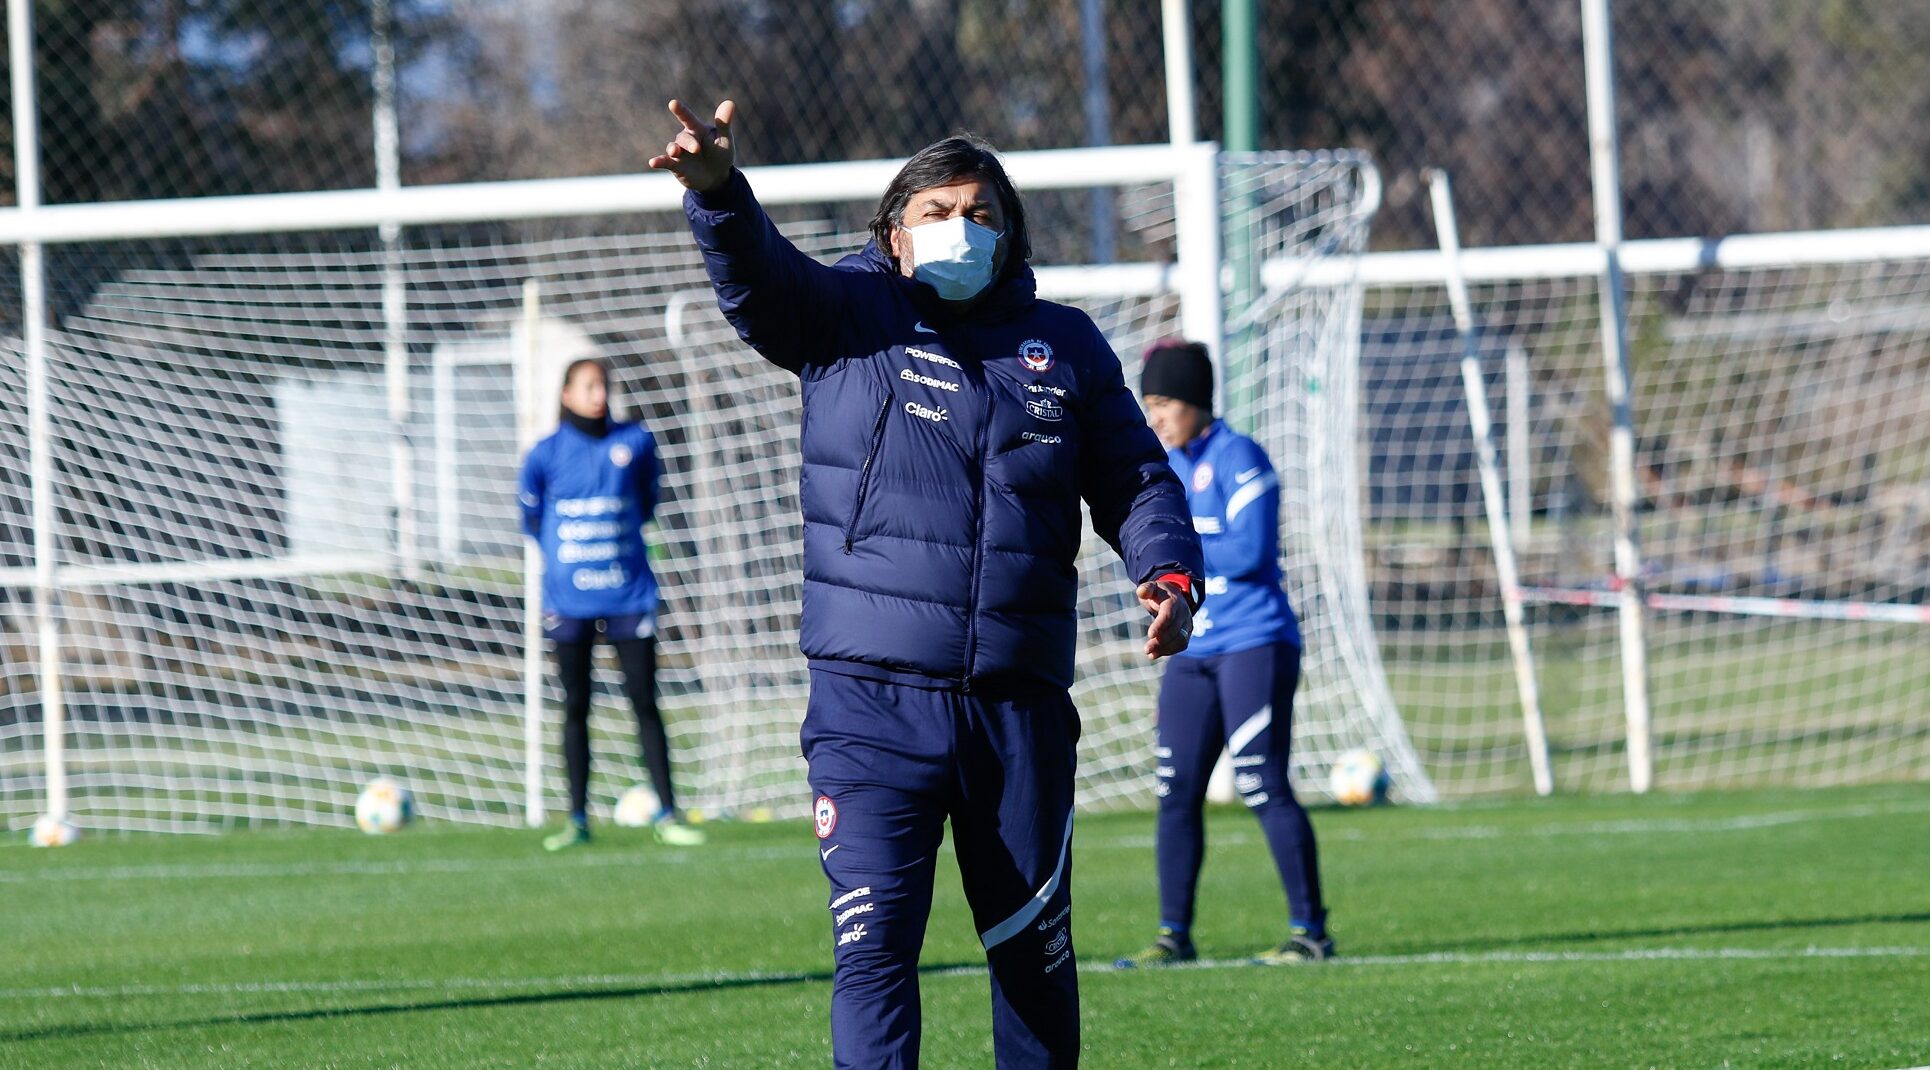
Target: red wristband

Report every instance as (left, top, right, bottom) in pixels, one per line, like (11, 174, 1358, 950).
(1155, 572, 1201, 611)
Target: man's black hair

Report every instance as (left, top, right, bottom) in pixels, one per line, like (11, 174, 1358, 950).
(869, 135, 1031, 280)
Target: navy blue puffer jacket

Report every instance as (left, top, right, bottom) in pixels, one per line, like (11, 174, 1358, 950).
(686, 170, 1201, 691)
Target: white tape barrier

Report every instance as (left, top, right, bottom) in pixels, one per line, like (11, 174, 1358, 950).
(1518, 586, 1930, 625)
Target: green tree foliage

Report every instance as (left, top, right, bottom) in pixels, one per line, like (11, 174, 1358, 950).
(1, 0, 465, 205)
(4, 0, 1929, 249)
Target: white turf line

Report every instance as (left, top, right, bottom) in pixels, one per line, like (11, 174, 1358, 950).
(6, 797, 1927, 883)
(0, 846, 797, 883)
(1, 946, 1924, 1002)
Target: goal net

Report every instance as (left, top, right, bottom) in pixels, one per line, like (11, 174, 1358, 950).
(1359, 250, 1930, 795)
(0, 147, 1409, 834)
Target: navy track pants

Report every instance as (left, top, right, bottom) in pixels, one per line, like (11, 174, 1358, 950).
(1153, 641, 1325, 934)
(803, 669, 1080, 1070)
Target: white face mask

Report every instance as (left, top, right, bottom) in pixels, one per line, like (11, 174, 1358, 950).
(905, 216, 1002, 302)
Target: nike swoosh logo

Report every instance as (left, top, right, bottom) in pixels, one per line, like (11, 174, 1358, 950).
(821, 844, 841, 860)
(1236, 467, 1262, 484)
(913, 321, 937, 334)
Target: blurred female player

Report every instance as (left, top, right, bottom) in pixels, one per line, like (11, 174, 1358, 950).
(519, 358, 704, 849)
(1114, 339, 1330, 968)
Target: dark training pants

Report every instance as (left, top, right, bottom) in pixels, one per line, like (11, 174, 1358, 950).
(803, 669, 1081, 1070)
(1154, 641, 1325, 934)
(549, 615, 674, 818)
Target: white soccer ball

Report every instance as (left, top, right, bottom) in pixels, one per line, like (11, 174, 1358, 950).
(29, 814, 79, 847)
(354, 777, 415, 834)
(613, 784, 662, 828)
(1328, 749, 1390, 807)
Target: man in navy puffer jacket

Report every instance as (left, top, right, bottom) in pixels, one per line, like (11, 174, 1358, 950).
(652, 100, 1202, 1069)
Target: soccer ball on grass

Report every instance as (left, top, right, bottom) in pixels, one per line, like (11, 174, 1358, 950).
(613, 784, 662, 828)
(29, 814, 80, 847)
(1328, 748, 1390, 807)
(354, 777, 415, 834)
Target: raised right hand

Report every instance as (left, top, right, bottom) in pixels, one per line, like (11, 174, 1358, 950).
(648, 99, 736, 194)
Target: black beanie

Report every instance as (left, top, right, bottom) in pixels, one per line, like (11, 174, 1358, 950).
(1140, 340, 1214, 411)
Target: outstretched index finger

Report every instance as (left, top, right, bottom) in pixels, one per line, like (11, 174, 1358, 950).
(667, 98, 705, 135)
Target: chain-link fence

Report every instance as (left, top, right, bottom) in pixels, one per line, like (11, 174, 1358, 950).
(4, 0, 1927, 806)
(4, 1, 1928, 255)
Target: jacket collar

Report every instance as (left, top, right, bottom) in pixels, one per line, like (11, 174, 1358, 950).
(842, 240, 1038, 326)
(561, 409, 611, 439)
(1179, 419, 1226, 462)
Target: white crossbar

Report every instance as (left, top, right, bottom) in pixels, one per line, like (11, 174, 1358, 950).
(1281, 223, 1930, 289)
(0, 144, 1219, 246)
(0, 553, 394, 591)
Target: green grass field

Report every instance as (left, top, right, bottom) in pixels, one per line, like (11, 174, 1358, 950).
(4, 784, 1926, 1069)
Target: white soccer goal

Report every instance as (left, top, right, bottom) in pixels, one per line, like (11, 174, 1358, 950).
(0, 143, 1424, 835)
(1341, 230, 1930, 795)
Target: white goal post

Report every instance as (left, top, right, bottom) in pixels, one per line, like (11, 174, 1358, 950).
(6, 141, 1923, 833)
(1338, 222, 1930, 796)
(0, 142, 1425, 835)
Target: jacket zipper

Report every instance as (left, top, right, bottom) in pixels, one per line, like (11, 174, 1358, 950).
(960, 381, 995, 689)
(843, 393, 894, 553)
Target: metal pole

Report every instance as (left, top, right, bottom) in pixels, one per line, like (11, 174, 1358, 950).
(1215, 0, 1262, 424)
(1165, 137, 1227, 795)
(1172, 142, 1224, 366)
(1581, 0, 1654, 793)
(1079, 0, 1115, 263)
(373, 0, 401, 232)
(1428, 169, 1555, 797)
(1507, 344, 1532, 552)
(374, 0, 416, 581)
(664, 292, 754, 812)
(518, 279, 546, 827)
(1160, 0, 1197, 145)
(1222, 0, 1259, 152)
(11, 0, 66, 828)
(433, 345, 459, 562)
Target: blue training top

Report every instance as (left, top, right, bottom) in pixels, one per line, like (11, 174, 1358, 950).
(682, 169, 1200, 691)
(518, 419, 661, 620)
(1164, 420, 1301, 656)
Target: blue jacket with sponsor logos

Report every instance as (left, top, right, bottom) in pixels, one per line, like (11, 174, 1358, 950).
(1164, 420, 1300, 656)
(519, 420, 661, 620)
(684, 168, 1201, 691)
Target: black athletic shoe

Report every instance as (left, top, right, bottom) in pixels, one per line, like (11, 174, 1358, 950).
(1114, 927, 1197, 969)
(1252, 927, 1335, 965)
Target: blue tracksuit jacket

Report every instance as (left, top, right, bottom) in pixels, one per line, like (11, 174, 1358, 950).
(518, 420, 661, 620)
(1163, 420, 1300, 656)
(685, 169, 1201, 691)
